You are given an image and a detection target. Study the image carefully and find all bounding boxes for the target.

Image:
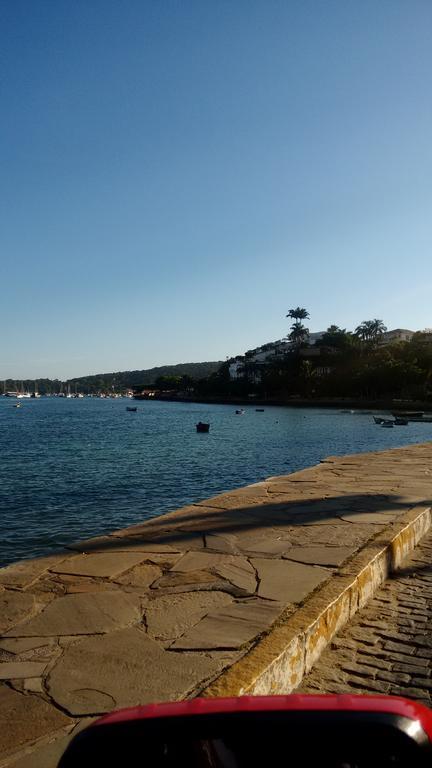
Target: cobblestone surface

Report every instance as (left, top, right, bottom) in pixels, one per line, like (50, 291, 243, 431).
(297, 529, 432, 705)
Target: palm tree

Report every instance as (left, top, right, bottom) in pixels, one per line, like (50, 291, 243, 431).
(286, 307, 310, 348)
(355, 319, 387, 344)
(289, 323, 310, 346)
(286, 307, 310, 323)
(355, 321, 375, 342)
(370, 319, 387, 338)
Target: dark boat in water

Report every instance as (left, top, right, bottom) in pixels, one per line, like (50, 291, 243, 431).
(374, 415, 409, 426)
(196, 422, 210, 433)
(126, 406, 137, 412)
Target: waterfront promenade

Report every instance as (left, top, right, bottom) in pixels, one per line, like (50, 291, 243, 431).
(1, 442, 432, 766)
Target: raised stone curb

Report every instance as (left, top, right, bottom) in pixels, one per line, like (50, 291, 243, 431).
(202, 503, 431, 697)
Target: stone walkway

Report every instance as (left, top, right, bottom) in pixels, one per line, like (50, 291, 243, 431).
(1, 442, 432, 766)
(297, 526, 432, 704)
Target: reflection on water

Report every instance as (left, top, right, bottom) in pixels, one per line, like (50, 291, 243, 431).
(0, 398, 430, 566)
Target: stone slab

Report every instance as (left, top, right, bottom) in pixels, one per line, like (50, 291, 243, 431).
(171, 552, 256, 593)
(115, 563, 162, 588)
(252, 558, 330, 603)
(0, 661, 48, 679)
(212, 560, 256, 594)
(139, 553, 183, 567)
(0, 636, 56, 655)
(0, 684, 71, 761)
(0, 592, 36, 634)
(152, 570, 229, 592)
(171, 551, 229, 573)
(172, 600, 283, 650)
(5, 591, 142, 637)
(49, 552, 148, 578)
(283, 546, 355, 567)
(46, 627, 226, 715)
(145, 591, 233, 642)
(0, 555, 68, 590)
(20, 677, 45, 693)
(204, 534, 239, 554)
(235, 533, 292, 556)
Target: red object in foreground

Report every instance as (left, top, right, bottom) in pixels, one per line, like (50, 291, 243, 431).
(59, 694, 432, 767)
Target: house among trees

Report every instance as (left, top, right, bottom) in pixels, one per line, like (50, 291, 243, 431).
(380, 328, 414, 345)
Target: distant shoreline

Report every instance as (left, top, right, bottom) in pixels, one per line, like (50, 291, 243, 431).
(138, 394, 432, 411)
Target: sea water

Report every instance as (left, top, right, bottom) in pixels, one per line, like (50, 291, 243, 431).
(0, 397, 431, 566)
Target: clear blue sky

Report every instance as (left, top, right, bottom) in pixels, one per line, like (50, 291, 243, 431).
(1, 1, 432, 379)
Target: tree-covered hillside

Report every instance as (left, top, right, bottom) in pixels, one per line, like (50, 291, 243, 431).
(70, 362, 222, 392)
(2, 362, 222, 395)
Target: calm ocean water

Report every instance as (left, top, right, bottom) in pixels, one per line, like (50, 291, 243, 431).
(1, 397, 431, 567)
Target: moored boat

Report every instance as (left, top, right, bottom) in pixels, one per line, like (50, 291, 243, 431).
(196, 422, 210, 433)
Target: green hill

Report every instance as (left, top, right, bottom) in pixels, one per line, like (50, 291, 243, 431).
(69, 361, 222, 393)
(3, 362, 222, 395)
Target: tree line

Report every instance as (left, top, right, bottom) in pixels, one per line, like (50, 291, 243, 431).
(192, 309, 432, 402)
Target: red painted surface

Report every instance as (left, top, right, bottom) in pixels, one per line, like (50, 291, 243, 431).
(93, 694, 432, 739)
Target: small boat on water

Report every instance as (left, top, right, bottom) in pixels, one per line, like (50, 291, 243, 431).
(126, 406, 137, 412)
(196, 422, 210, 433)
(235, 409, 245, 415)
(374, 415, 409, 426)
(255, 408, 264, 412)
